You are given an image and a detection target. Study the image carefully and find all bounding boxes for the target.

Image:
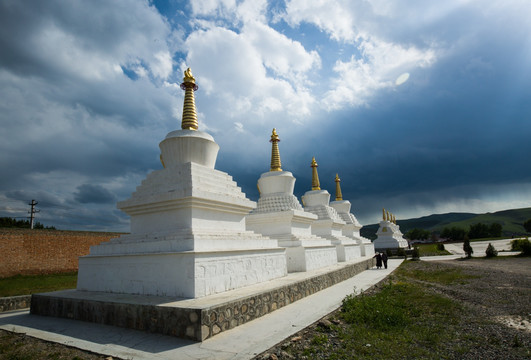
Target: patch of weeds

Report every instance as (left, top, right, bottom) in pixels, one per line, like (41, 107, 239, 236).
(512, 334, 522, 348)
(397, 262, 477, 285)
(311, 333, 328, 345)
(341, 282, 413, 331)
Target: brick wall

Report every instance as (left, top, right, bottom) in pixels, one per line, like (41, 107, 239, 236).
(0, 228, 124, 278)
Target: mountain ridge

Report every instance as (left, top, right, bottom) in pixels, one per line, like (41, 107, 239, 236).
(360, 207, 531, 240)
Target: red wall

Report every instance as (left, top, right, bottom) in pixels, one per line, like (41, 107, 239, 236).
(0, 228, 124, 277)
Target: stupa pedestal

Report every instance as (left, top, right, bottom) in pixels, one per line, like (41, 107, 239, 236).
(330, 200, 375, 257)
(302, 190, 361, 262)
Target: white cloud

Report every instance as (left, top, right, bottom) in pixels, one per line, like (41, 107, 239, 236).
(323, 37, 436, 109)
(184, 24, 317, 121)
(284, 0, 359, 42)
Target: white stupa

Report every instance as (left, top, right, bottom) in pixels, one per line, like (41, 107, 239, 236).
(301, 158, 361, 262)
(245, 129, 337, 272)
(77, 68, 287, 298)
(373, 209, 408, 250)
(329, 174, 375, 257)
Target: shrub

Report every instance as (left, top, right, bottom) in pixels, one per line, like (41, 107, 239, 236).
(411, 246, 420, 260)
(386, 249, 393, 257)
(485, 243, 498, 257)
(463, 238, 473, 258)
(436, 243, 445, 251)
(397, 248, 407, 259)
(511, 238, 531, 256)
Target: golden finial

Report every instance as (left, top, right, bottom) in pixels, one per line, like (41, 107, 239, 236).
(382, 208, 386, 221)
(393, 214, 396, 224)
(335, 174, 343, 201)
(269, 128, 282, 171)
(386, 210, 390, 221)
(311, 157, 320, 190)
(180, 67, 199, 130)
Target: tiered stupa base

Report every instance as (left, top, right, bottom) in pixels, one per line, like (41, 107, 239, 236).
(374, 220, 408, 251)
(247, 209, 338, 273)
(77, 229, 286, 298)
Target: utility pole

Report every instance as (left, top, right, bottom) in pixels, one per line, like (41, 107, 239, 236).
(28, 199, 40, 229)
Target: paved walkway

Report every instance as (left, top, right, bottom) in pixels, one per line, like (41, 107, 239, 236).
(420, 238, 522, 261)
(0, 259, 402, 360)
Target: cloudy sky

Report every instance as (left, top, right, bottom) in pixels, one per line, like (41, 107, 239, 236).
(1, 0, 530, 231)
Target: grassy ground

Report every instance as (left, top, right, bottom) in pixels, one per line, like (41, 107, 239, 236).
(257, 257, 530, 359)
(0, 272, 77, 297)
(415, 243, 451, 256)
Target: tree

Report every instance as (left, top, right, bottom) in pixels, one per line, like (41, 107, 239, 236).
(488, 223, 502, 237)
(405, 228, 431, 240)
(463, 238, 473, 258)
(441, 226, 467, 241)
(485, 243, 498, 257)
(468, 223, 490, 239)
(524, 218, 531, 233)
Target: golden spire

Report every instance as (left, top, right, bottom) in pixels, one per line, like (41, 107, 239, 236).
(386, 210, 390, 221)
(269, 128, 282, 171)
(180, 67, 199, 130)
(311, 157, 321, 190)
(335, 174, 343, 201)
(382, 208, 386, 221)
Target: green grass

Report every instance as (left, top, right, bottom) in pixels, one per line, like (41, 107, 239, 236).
(415, 243, 451, 256)
(330, 280, 461, 359)
(294, 261, 499, 359)
(399, 262, 478, 284)
(0, 272, 77, 297)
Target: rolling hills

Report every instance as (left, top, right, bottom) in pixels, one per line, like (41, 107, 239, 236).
(360, 207, 531, 240)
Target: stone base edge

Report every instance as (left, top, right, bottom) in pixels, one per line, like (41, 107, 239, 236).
(0, 295, 31, 312)
(30, 257, 374, 342)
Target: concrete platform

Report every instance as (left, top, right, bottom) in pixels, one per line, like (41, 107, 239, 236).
(1, 258, 401, 360)
(31, 256, 375, 341)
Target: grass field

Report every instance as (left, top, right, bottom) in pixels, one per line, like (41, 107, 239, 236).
(415, 243, 451, 256)
(0, 272, 77, 297)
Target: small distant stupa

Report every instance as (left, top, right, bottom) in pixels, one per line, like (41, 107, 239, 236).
(373, 208, 408, 250)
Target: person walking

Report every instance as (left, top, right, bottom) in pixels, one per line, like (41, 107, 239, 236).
(373, 252, 382, 269)
(381, 252, 388, 269)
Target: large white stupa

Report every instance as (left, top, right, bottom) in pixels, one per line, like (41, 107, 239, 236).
(329, 174, 375, 257)
(76, 68, 287, 298)
(373, 209, 408, 250)
(301, 158, 361, 262)
(245, 129, 337, 272)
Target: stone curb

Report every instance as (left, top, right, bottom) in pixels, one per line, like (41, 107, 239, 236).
(0, 295, 31, 312)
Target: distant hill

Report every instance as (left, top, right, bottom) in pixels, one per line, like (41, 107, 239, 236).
(360, 207, 531, 240)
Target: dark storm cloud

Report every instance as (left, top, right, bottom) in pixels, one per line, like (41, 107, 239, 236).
(74, 184, 116, 204)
